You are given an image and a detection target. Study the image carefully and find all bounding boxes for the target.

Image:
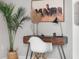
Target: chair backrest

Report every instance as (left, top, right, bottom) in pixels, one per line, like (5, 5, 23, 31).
(29, 36, 47, 52)
(29, 36, 46, 47)
(29, 36, 42, 43)
(29, 36, 53, 53)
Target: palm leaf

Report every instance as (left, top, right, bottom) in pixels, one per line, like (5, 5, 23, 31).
(0, 1, 30, 50)
(20, 16, 30, 24)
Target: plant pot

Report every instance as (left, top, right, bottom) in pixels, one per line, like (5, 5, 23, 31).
(8, 51, 18, 59)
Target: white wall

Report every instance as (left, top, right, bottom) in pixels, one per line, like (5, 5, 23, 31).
(73, 0, 79, 59)
(0, 0, 72, 59)
(0, 13, 9, 58)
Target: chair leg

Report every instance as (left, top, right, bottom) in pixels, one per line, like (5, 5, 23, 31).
(30, 51, 33, 59)
(34, 53, 40, 59)
(43, 53, 47, 59)
(26, 43, 30, 59)
(32, 53, 37, 59)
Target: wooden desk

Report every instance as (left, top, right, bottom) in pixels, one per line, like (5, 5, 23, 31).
(23, 35, 68, 45)
(23, 35, 68, 59)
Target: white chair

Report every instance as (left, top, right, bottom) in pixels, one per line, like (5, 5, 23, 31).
(29, 36, 53, 59)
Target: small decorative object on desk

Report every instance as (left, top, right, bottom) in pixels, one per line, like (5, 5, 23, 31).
(53, 33, 56, 37)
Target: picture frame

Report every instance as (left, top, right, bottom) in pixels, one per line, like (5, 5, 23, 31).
(31, 0, 65, 23)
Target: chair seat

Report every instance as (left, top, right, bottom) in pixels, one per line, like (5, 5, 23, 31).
(32, 44, 53, 53)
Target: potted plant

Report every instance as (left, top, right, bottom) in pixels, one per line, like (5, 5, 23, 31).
(0, 1, 30, 59)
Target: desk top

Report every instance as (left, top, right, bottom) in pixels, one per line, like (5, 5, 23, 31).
(23, 35, 68, 45)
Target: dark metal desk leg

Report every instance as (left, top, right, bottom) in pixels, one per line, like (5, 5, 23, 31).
(58, 45, 66, 59)
(30, 51, 33, 59)
(58, 46, 63, 59)
(26, 43, 30, 59)
(60, 45, 66, 59)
